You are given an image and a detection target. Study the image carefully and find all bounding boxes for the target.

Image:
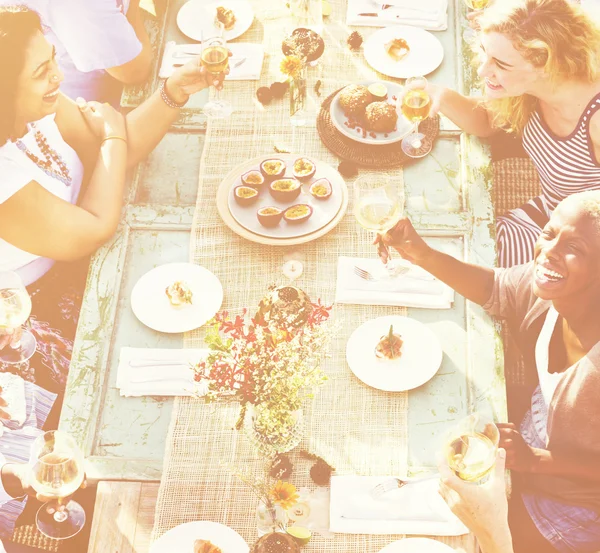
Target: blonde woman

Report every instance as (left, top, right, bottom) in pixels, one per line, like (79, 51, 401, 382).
(420, 0, 600, 268)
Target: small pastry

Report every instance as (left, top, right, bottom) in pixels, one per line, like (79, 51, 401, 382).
(385, 37, 410, 61)
(375, 325, 403, 360)
(215, 6, 236, 30)
(165, 281, 193, 307)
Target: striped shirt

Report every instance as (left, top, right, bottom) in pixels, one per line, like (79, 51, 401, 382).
(522, 92, 600, 217)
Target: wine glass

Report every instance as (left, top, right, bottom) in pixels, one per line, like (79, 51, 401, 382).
(200, 23, 232, 119)
(400, 76, 433, 159)
(462, 0, 490, 44)
(353, 173, 404, 278)
(0, 271, 36, 364)
(29, 431, 86, 539)
(443, 413, 499, 484)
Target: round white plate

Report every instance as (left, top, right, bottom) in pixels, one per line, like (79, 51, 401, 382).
(379, 538, 456, 553)
(177, 0, 254, 42)
(150, 521, 249, 553)
(227, 154, 345, 239)
(346, 315, 443, 392)
(363, 26, 444, 79)
(131, 263, 223, 334)
(330, 81, 413, 145)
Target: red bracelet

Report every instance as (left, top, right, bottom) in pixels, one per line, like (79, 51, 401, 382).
(159, 79, 188, 109)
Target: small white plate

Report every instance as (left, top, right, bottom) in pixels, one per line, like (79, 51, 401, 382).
(131, 263, 223, 334)
(150, 521, 249, 553)
(379, 538, 456, 552)
(363, 26, 444, 79)
(177, 0, 254, 42)
(330, 81, 413, 145)
(346, 315, 443, 392)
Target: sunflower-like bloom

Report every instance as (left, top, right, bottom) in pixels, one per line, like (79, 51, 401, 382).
(270, 480, 299, 510)
(280, 55, 303, 79)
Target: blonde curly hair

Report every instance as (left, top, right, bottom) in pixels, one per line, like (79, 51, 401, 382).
(477, 0, 600, 134)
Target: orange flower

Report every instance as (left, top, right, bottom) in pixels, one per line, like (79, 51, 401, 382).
(270, 480, 299, 509)
(280, 55, 303, 79)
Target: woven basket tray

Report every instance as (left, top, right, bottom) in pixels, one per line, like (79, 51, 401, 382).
(317, 88, 440, 169)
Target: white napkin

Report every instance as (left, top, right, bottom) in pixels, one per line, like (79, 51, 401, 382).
(347, 0, 448, 30)
(336, 257, 454, 309)
(330, 475, 468, 536)
(116, 347, 208, 397)
(159, 41, 264, 80)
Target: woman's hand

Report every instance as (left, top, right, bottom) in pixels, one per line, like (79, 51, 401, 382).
(0, 327, 21, 355)
(375, 218, 433, 265)
(0, 385, 13, 420)
(167, 55, 231, 103)
(76, 99, 126, 140)
(497, 422, 544, 472)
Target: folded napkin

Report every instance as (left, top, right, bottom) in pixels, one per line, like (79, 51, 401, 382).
(336, 257, 454, 309)
(116, 347, 208, 397)
(347, 0, 448, 30)
(159, 41, 264, 80)
(330, 475, 468, 536)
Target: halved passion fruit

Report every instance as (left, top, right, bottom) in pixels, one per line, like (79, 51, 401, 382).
(309, 178, 332, 200)
(292, 157, 316, 181)
(284, 204, 313, 224)
(257, 206, 284, 227)
(241, 170, 265, 189)
(260, 159, 286, 180)
(269, 178, 302, 202)
(234, 185, 259, 206)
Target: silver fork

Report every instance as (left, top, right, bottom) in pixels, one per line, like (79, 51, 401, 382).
(371, 473, 440, 499)
(353, 265, 434, 282)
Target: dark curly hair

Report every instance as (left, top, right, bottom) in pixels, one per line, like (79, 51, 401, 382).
(0, 6, 43, 145)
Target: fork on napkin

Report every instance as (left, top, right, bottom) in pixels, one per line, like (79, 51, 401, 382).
(330, 475, 468, 536)
(336, 257, 454, 309)
(159, 41, 264, 80)
(347, 0, 448, 30)
(116, 347, 208, 397)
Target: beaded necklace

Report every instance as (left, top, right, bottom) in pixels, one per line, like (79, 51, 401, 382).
(15, 124, 72, 187)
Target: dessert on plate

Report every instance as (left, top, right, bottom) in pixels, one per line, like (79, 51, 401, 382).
(282, 28, 325, 63)
(338, 84, 372, 116)
(215, 6, 236, 30)
(365, 101, 398, 133)
(194, 539, 222, 553)
(375, 325, 403, 360)
(165, 280, 193, 307)
(385, 37, 410, 61)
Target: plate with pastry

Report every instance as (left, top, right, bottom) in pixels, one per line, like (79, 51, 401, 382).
(330, 81, 413, 145)
(177, 0, 254, 42)
(363, 26, 444, 79)
(150, 521, 249, 553)
(346, 315, 442, 392)
(131, 263, 223, 334)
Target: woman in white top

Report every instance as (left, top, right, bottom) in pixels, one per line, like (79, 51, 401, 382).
(0, 6, 223, 396)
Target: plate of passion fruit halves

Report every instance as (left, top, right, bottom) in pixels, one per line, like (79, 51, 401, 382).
(218, 154, 347, 244)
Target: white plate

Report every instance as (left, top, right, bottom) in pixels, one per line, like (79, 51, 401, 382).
(346, 315, 443, 392)
(227, 154, 345, 239)
(177, 0, 254, 42)
(363, 26, 444, 79)
(131, 263, 223, 334)
(379, 538, 456, 552)
(330, 81, 413, 145)
(150, 521, 249, 553)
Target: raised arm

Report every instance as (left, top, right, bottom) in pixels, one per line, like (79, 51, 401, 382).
(378, 218, 495, 306)
(436, 86, 496, 138)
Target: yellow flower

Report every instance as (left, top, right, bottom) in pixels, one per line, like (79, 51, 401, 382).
(270, 480, 299, 509)
(280, 55, 303, 79)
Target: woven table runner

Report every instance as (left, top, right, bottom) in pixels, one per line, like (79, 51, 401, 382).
(152, 2, 476, 552)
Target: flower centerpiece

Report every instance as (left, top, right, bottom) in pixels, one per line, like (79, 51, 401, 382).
(194, 285, 332, 455)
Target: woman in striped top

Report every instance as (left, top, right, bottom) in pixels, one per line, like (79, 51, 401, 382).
(420, 0, 600, 267)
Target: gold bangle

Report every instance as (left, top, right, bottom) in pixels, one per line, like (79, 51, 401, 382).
(101, 135, 127, 146)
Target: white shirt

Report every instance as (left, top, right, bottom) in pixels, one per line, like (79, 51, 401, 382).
(0, 0, 142, 100)
(0, 114, 84, 285)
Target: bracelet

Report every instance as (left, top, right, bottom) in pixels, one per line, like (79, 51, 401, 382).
(101, 135, 128, 146)
(159, 79, 188, 109)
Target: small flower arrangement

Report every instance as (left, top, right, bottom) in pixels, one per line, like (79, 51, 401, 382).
(280, 54, 304, 80)
(194, 286, 332, 447)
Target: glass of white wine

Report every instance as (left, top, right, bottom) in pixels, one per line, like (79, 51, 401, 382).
(0, 271, 36, 364)
(462, 0, 490, 44)
(443, 413, 499, 483)
(401, 76, 433, 159)
(201, 23, 232, 119)
(30, 431, 86, 539)
(354, 173, 404, 278)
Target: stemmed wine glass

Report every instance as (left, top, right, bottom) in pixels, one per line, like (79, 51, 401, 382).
(353, 173, 404, 278)
(462, 0, 490, 44)
(401, 76, 433, 159)
(200, 23, 232, 119)
(29, 431, 86, 539)
(443, 413, 499, 484)
(0, 271, 36, 364)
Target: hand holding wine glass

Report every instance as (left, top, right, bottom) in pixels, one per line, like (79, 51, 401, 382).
(201, 23, 233, 118)
(400, 76, 433, 159)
